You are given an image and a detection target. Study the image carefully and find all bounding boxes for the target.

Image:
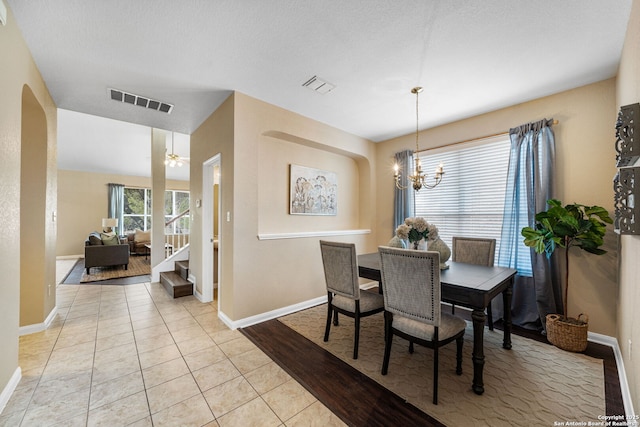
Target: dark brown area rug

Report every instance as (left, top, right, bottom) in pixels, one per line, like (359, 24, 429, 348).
(62, 257, 151, 285)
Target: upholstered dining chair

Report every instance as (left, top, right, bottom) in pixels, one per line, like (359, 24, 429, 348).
(378, 246, 465, 405)
(319, 240, 385, 359)
(451, 236, 496, 330)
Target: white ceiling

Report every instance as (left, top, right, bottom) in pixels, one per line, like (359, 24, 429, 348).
(6, 0, 633, 180)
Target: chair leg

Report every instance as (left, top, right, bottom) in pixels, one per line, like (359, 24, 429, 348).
(487, 303, 494, 331)
(323, 304, 332, 342)
(353, 315, 360, 359)
(451, 304, 455, 314)
(455, 336, 463, 375)
(433, 346, 439, 405)
(333, 310, 339, 326)
(409, 341, 414, 354)
(324, 293, 333, 342)
(381, 312, 393, 375)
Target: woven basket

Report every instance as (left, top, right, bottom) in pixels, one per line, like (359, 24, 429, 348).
(546, 313, 588, 352)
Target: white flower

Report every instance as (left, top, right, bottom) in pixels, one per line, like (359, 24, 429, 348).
(396, 224, 410, 240)
(396, 217, 439, 243)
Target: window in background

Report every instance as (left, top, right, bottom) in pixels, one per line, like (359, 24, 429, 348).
(123, 188, 190, 234)
(165, 190, 190, 234)
(414, 136, 512, 267)
(123, 187, 152, 233)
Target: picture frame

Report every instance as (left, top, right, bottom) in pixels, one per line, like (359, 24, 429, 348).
(289, 164, 337, 215)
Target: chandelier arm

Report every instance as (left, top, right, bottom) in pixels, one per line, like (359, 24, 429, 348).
(393, 86, 445, 192)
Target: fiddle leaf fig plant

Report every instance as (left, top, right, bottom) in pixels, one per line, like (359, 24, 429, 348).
(521, 199, 613, 319)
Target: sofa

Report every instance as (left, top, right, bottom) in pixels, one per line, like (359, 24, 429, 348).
(84, 231, 130, 274)
(126, 229, 151, 255)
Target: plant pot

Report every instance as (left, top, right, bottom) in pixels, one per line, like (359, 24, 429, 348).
(546, 313, 589, 352)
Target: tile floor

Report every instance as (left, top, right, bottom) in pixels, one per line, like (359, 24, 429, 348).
(0, 261, 345, 427)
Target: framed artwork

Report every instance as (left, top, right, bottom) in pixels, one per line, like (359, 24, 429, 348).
(290, 164, 337, 215)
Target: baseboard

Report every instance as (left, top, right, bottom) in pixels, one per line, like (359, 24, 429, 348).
(219, 295, 328, 330)
(588, 331, 636, 418)
(18, 306, 58, 336)
(56, 255, 82, 260)
(0, 367, 21, 415)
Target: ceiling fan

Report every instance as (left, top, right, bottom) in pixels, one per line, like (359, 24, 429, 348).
(165, 132, 189, 167)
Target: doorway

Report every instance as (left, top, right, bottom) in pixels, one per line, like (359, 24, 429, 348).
(202, 154, 221, 305)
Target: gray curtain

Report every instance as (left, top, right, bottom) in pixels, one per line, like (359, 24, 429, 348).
(496, 118, 561, 331)
(108, 183, 124, 236)
(393, 150, 415, 233)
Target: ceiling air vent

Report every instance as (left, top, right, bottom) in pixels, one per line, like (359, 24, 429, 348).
(108, 88, 174, 114)
(302, 76, 335, 94)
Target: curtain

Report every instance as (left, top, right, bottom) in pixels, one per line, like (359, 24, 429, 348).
(496, 119, 561, 331)
(108, 183, 124, 236)
(393, 150, 415, 233)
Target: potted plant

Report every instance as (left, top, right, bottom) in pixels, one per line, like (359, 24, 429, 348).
(521, 199, 613, 352)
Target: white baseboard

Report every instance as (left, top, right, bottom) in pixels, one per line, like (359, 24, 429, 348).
(588, 331, 636, 418)
(0, 367, 21, 415)
(56, 255, 82, 260)
(18, 306, 58, 336)
(219, 295, 328, 330)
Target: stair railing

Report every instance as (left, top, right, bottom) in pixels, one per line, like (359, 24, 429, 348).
(164, 209, 190, 257)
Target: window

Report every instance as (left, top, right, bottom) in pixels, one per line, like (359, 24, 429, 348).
(414, 136, 518, 268)
(123, 187, 152, 233)
(123, 188, 190, 234)
(165, 190, 190, 234)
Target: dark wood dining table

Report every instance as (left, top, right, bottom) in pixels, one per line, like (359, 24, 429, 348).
(357, 252, 517, 395)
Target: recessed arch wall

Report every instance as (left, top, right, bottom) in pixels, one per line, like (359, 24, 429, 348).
(20, 85, 52, 327)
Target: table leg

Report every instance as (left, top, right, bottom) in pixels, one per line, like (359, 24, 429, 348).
(502, 279, 513, 350)
(471, 309, 485, 395)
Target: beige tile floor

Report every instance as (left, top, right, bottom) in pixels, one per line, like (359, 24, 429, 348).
(0, 260, 346, 427)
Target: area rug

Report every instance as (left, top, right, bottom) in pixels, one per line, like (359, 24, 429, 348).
(279, 304, 605, 427)
(81, 256, 150, 283)
(60, 257, 151, 284)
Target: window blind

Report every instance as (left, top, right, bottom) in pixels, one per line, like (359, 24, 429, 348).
(415, 136, 514, 268)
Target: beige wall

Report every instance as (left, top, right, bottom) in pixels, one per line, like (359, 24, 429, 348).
(232, 92, 376, 320)
(190, 93, 235, 314)
(376, 79, 619, 337)
(190, 92, 377, 321)
(57, 169, 188, 256)
(0, 3, 57, 395)
(616, 0, 640, 410)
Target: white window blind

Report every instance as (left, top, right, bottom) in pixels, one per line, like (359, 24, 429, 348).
(415, 136, 512, 267)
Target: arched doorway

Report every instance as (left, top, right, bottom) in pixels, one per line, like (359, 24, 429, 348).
(20, 85, 54, 328)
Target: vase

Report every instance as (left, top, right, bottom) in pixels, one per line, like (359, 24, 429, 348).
(411, 238, 427, 250)
(428, 237, 451, 269)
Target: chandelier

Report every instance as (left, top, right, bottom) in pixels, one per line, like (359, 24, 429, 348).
(164, 132, 184, 168)
(394, 87, 444, 191)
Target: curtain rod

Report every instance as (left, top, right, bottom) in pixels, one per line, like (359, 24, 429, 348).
(417, 119, 559, 153)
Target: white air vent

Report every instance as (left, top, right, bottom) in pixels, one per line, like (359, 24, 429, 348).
(108, 88, 173, 113)
(302, 76, 335, 94)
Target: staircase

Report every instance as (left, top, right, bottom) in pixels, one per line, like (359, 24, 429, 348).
(159, 260, 193, 298)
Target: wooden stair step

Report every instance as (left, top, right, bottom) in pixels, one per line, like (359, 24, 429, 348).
(160, 270, 193, 298)
(175, 260, 189, 280)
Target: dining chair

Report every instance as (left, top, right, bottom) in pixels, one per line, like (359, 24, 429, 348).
(451, 236, 496, 330)
(319, 240, 385, 359)
(378, 246, 465, 405)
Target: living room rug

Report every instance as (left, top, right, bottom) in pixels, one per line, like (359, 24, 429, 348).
(278, 304, 606, 427)
(62, 257, 151, 284)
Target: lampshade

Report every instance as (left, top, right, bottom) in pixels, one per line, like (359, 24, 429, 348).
(102, 218, 118, 228)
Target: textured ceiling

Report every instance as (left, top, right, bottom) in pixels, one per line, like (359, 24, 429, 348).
(6, 0, 633, 179)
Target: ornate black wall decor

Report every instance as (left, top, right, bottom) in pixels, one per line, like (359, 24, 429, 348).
(615, 103, 640, 167)
(614, 167, 640, 234)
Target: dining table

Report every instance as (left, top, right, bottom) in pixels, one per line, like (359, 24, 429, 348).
(357, 252, 517, 395)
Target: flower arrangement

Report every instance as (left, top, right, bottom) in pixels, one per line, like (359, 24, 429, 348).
(395, 217, 439, 249)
